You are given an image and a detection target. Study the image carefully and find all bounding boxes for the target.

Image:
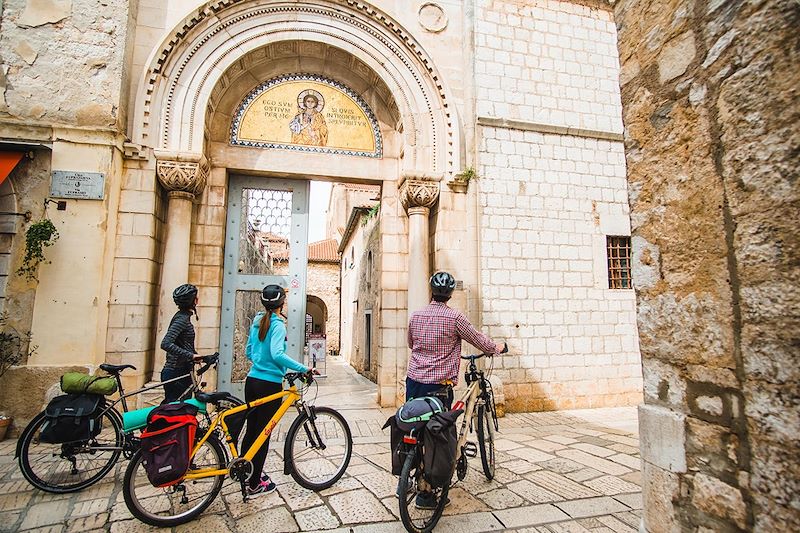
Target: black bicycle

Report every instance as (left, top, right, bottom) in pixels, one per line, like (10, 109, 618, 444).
(15, 354, 242, 493)
(397, 344, 505, 533)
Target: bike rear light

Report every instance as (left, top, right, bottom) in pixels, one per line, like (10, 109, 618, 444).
(403, 436, 417, 444)
(452, 401, 465, 411)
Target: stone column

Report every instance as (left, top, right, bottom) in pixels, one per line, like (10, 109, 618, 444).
(152, 153, 208, 377)
(399, 175, 440, 316)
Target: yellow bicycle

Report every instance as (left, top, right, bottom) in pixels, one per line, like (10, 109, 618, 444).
(122, 371, 352, 527)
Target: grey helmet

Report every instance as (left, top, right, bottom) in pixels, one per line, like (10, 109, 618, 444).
(172, 283, 198, 309)
(430, 271, 456, 297)
(261, 284, 286, 310)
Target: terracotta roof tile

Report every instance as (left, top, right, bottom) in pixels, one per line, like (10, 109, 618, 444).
(273, 239, 340, 263)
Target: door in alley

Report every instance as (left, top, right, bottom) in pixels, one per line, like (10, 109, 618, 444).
(218, 176, 310, 398)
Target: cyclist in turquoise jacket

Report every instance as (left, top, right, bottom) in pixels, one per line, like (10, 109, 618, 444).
(242, 284, 310, 496)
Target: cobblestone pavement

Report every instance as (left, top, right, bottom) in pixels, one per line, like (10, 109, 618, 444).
(0, 358, 642, 532)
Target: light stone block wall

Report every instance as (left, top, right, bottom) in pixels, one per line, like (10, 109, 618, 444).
(106, 159, 165, 390)
(474, 0, 640, 411)
(475, 0, 623, 134)
(377, 182, 408, 407)
(189, 167, 227, 360)
(477, 127, 641, 410)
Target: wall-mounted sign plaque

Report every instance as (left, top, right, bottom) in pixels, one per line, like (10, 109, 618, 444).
(50, 171, 105, 200)
(231, 73, 382, 158)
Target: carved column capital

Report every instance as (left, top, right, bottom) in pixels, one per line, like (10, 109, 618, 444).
(155, 152, 209, 197)
(399, 177, 440, 212)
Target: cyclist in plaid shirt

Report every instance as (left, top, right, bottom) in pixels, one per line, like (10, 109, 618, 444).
(406, 272, 504, 407)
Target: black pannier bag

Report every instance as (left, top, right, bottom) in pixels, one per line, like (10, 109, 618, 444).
(422, 409, 462, 488)
(382, 415, 404, 476)
(39, 394, 103, 444)
(140, 402, 199, 487)
(383, 396, 446, 476)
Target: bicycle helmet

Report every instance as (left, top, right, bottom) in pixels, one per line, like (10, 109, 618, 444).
(430, 271, 456, 297)
(172, 283, 198, 309)
(261, 284, 286, 310)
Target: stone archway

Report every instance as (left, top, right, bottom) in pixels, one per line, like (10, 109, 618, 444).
(130, 0, 465, 406)
(306, 294, 327, 337)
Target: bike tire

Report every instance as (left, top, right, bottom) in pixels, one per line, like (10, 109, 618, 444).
(397, 447, 449, 533)
(477, 402, 496, 480)
(285, 406, 352, 490)
(122, 433, 226, 527)
(18, 406, 123, 493)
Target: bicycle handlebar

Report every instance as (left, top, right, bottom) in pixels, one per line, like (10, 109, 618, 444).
(285, 369, 315, 387)
(460, 342, 508, 361)
(195, 352, 219, 376)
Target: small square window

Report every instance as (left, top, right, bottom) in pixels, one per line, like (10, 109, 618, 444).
(607, 236, 632, 289)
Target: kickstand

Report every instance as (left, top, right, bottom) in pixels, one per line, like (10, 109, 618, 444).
(240, 479, 249, 502)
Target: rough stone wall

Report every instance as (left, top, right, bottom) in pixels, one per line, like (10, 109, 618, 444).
(474, 0, 640, 410)
(0, 0, 134, 129)
(353, 220, 380, 382)
(614, 0, 800, 530)
(306, 261, 340, 356)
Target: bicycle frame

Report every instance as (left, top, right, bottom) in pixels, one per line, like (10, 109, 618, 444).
(452, 380, 482, 462)
(98, 364, 205, 423)
(184, 385, 302, 480)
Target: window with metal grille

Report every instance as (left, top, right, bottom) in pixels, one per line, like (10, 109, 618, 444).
(607, 236, 632, 289)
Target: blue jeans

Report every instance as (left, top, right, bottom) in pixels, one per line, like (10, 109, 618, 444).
(161, 366, 192, 404)
(405, 377, 453, 409)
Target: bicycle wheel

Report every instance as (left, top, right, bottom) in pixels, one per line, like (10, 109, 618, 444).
(123, 433, 226, 527)
(285, 406, 352, 490)
(477, 401, 496, 480)
(397, 447, 449, 533)
(18, 406, 123, 493)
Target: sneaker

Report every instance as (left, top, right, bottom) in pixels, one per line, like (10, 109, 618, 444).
(247, 478, 277, 497)
(414, 492, 451, 510)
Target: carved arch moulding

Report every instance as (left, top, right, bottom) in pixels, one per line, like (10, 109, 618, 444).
(132, 0, 461, 178)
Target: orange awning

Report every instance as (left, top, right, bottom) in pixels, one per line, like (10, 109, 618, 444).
(0, 152, 24, 186)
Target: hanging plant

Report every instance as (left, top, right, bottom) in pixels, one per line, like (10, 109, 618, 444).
(17, 219, 59, 281)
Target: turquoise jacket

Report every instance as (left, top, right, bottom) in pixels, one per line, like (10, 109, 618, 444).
(246, 312, 309, 383)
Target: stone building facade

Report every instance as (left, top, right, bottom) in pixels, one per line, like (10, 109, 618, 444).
(615, 0, 799, 531)
(0, 0, 642, 425)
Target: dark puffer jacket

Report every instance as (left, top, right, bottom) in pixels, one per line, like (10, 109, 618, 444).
(161, 310, 196, 369)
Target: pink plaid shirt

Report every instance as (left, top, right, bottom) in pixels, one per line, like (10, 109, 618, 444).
(407, 301, 497, 385)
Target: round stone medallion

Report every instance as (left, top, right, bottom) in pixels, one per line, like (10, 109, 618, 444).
(418, 2, 448, 33)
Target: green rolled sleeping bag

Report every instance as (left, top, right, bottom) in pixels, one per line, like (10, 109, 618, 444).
(60, 372, 119, 395)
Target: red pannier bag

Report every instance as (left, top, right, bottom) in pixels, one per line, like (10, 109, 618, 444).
(140, 402, 199, 487)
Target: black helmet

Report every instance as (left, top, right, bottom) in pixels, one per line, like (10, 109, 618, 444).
(172, 283, 198, 308)
(430, 271, 456, 297)
(261, 284, 286, 310)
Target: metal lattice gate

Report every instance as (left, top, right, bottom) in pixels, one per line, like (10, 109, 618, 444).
(218, 176, 310, 398)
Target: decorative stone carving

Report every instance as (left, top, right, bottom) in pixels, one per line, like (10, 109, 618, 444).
(399, 177, 440, 211)
(156, 155, 209, 197)
(418, 3, 448, 33)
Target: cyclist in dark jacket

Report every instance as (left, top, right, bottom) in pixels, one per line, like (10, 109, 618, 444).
(160, 284, 203, 403)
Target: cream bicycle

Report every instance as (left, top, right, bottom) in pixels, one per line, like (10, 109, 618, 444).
(397, 344, 506, 533)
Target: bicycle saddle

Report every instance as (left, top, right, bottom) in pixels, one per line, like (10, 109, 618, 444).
(99, 363, 136, 374)
(195, 391, 236, 403)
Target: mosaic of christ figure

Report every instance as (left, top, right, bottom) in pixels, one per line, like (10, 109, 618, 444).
(289, 90, 328, 146)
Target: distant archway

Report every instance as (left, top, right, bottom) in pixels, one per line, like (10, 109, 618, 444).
(306, 294, 328, 337)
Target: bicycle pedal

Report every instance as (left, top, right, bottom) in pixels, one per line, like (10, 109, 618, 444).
(463, 442, 478, 458)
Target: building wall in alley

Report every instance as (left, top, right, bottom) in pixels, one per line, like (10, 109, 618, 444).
(614, 0, 800, 530)
(474, 0, 641, 410)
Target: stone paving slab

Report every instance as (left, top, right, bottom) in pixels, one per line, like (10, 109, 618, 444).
(0, 358, 642, 532)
